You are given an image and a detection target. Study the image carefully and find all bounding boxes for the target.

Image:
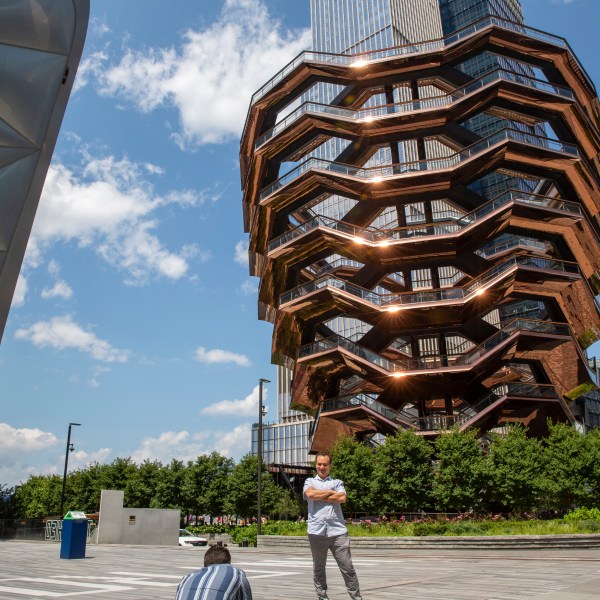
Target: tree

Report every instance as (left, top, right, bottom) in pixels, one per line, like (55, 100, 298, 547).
(331, 435, 377, 514)
(224, 454, 283, 519)
(373, 429, 434, 514)
(183, 453, 234, 521)
(486, 425, 543, 513)
(538, 421, 588, 512)
(66, 463, 107, 513)
(432, 428, 488, 512)
(582, 428, 600, 507)
(98, 458, 138, 503)
(125, 460, 164, 508)
(0, 484, 17, 519)
(14, 475, 62, 518)
(152, 459, 188, 510)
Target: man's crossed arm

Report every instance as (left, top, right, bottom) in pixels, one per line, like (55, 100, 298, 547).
(304, 486, 346, 503)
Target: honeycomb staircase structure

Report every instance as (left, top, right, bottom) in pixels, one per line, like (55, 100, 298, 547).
(240, 15, 600, 453)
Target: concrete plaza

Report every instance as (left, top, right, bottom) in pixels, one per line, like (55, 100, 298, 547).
(1, 540, 599, 599)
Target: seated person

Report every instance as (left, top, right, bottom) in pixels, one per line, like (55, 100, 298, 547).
(175, 545, 252, 599)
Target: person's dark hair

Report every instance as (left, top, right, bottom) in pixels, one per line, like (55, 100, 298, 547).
(315, 452, 332, 465)
(204, 545, 231, 567)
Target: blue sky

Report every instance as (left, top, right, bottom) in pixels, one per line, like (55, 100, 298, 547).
(1, 0, 599, 487)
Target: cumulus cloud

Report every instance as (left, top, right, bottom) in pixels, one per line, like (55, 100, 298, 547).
(195, 346, 251, 367)
(81, 0, 311, 146)
(131, 430, 211, 463)
(201, 384, 267, 417)
(28, 151, 210, 285)
(130, 426, 251, 464)
(0, 423, 58, 453)
(10, 274, 28, 308)
(213, 424, 251, 457)
(234, 239, 249, 266)
(41, 280, 73, 300)
(14, 315, 129, 363)
(240, 279, 258, 295)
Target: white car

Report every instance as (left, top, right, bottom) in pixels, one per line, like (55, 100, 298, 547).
(178, 529, 208, 547)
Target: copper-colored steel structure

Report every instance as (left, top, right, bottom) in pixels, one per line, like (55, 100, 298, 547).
(240, 16, 600, 452)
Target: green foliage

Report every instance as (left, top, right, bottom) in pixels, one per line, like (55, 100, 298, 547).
(125, 460, 164, 509)
(576, 520, 600, 532)
(14, 475, 62, 518)
(229, 524, 258, 544)
(565, 381, 598, 400)
(183, 453, 234, 520)
(331, 435, 377, 513)
(582, 429, 600, 507)
(486, 425, 543, 512)
(432, 428, 488, 512)
(0, 484, 17, 519)
(413, 521, 448, 536)
(373, 429, 434, 513)
(564, 507, 600, 521)
(224, 454, 283, 519)
(538, 422, 588, 511)
(272, 490, 301, 520)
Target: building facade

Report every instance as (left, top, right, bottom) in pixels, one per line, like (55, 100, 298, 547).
(241, 2, 600, 453)
(0, 0, 89, 339)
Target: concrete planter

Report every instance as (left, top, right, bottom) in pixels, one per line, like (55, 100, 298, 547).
(257, 533, 600, 550)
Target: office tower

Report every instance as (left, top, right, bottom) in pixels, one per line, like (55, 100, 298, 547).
(241, 3, 600, 453)
(0, 0, 89, 339)
(251, 366, 313, 469)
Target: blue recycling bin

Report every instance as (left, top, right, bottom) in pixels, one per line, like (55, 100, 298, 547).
(60, 512, 88, 559)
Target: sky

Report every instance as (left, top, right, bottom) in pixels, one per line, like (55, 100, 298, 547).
(1, 0, 599, 487)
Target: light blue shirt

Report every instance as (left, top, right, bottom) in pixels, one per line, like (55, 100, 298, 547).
(303, 475, 347, 537)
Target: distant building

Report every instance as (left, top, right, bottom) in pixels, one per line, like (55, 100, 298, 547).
(0, 0, 89, 339)
(251, 367, 313, 486)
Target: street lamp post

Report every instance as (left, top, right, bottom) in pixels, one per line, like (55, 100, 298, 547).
(59, 422, 81, 518)
(257, 378, 270, 536)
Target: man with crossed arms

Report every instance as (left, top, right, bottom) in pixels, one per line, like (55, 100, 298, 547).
(303, 452, 363, 600)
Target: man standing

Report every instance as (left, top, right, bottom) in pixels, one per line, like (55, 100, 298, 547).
(303, 452, 363, 600)
(175, 545, 252, 600)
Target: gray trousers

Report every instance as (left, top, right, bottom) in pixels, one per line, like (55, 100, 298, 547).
(308, 533, 362, 600)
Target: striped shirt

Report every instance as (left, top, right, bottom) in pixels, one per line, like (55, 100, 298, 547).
(175, 564, 252, 600)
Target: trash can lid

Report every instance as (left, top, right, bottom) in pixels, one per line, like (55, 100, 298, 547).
(64, 511, 87, 520)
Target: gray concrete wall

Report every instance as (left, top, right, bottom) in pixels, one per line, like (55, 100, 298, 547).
(97, 490, 124, 544)
(97, 489, 179, 546)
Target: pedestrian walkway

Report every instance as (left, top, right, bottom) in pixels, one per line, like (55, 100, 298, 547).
(1, 540, 599, 599)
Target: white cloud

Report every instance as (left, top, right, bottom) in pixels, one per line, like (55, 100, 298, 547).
(240, 279, 258, 295)
(28, 152, 210, 285)
(129, 425, 251, 464)
(0, 423, 58, 453)
(10, 274, 28, 308)
(201, 384, 267, 417)
(195, 346, 251, 367)
(234, 239, 249, 267)
(213, 424, 251, 457)
(41, 280, 73, 300)
(89, 366, 111, 388)
(14, 315, 129, 363)
(130, 430, 211, 463)
(47, 260, 60, 276)
(84, 0, 311, 146)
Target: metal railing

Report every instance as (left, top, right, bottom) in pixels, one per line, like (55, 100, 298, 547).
(281, 254, 579, 308)
(260, 128, 579, 201)
(255, 67, 573, 149)
(268, 189, 581, 253)
(314, 382, 562, 433)
(249, 15, 593, 107)
(298, 318, 571, 374)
